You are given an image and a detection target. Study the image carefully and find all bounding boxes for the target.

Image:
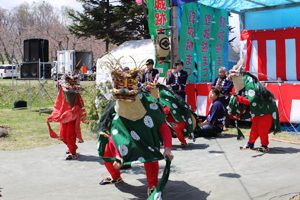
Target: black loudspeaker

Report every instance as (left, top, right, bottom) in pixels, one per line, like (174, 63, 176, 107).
(14, 100, 27, 108)
(23, 39, 49, 62)
(20, 62, 52, 79)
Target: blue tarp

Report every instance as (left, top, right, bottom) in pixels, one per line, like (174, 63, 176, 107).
(245, 6, 300, 30)
(172, 0, 300, 11)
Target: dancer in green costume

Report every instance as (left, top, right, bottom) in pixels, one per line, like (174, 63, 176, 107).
(96, 62, 174, 199)
(227, 60, 281, 152)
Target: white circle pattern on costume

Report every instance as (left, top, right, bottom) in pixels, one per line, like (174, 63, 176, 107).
(148, 146, 155, 152)
(164, 90, 169, 95)
(172, 110, 176, 114)
(130, 130, 140, 141)
(172, 103, 178, 109)
(138, 157, 144, 161)
(154, 192, 162, 200)
(144, 115, 154, 128)
(150, 103, 158, 110)
(252, 102, 257, 107)
(165, 122, 172, 127)
(112, 129, 118, 135)
(248, 90, 255, 97)
(273, 112, 276, 119)
(183, 129, 187, 132)
(114, 114, 119, 120)
(251, 114, 255, 118)
(138, 93, 143, 99)
(119, 145, 128, 156)
(188, 118, 192, 124)
(248, 77, 253, 82)
(165, 99, 169, 101)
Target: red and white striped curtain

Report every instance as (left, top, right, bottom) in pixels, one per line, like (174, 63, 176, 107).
(240, 27, 300, 81)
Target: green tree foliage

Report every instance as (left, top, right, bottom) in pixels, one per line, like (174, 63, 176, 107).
(68, 0, 150, 50)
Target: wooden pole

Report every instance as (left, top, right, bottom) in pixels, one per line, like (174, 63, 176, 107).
(240, 13, 245, 31)
(172, 5, 179, 69)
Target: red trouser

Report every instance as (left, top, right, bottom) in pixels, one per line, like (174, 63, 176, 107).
(60, 120, 77, 154)
(249, 114, 272, 146)
(104, 137, 159, 188)
(172, 121, 187, 144)
(164, 106, 187, 144)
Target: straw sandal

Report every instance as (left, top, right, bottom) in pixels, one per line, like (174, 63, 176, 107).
(99, 176, 123, 185)
(239, 145, 254, 150)
(66, 154, 78, 160)
(257, 147, 269, 153)
(66, 145, 78, 154)
(180, 143, 188, 148)
(147, 186, 156, 197)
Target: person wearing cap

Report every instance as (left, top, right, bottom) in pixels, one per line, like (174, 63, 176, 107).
(211, 67, 233, 131)
(140, 59, 159, 83)
(166, 60, 188, 100)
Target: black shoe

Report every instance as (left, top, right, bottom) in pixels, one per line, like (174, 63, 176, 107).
(99, 176, 123, 185)
(66, 154, 78, 160)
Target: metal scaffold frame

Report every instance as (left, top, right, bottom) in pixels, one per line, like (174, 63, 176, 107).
(12, 59, 59, 114)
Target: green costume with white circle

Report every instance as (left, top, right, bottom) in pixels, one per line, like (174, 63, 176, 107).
(228, 73, 281, 134)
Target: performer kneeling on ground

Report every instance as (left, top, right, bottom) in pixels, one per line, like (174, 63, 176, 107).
(194, 87, 226, 138)
(96, 64, 174, 198)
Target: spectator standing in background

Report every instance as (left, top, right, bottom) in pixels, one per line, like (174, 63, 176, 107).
(166, 60, 188, 100)
(92, 63, 97, 73)
(140, 59, 159, 83)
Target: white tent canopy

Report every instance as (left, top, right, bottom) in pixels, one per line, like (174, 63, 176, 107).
(96, 39, 239, 85)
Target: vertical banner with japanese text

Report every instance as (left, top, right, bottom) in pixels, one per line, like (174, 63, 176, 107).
(179, 2, 197, 83)
(148, 0, 170, 77)
(196, 4, 213, 82)
(210, 9, 228, 81)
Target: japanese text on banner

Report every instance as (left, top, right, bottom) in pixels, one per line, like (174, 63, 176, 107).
(210, 9, 228, 81)
(148, 0, 170, 77)
(196, 4, 213, 82)
(179, 2, 197, 83)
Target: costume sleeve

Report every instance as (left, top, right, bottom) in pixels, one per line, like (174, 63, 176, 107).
(95, 100, 116, 134)
(163, 106, 170, 115)
(140, 73, 145, 83)
(153, 69, 159, 79)
(211, 78, 218, 88)
(178, 71, 187, 85)
(166, 73, 174, 85)
(206, 103, 221, 125)
(236, 95, 250, 105)
(108, 135, 120, 157)
(222, 80, 234, 95)
(159, 122, 172, 149)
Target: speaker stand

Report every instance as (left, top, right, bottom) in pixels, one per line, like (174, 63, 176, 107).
(12, 60, 59, 114)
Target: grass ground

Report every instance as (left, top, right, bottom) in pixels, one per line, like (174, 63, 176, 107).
(0, 79, 98, 151)
(1, 78, 300, 151)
